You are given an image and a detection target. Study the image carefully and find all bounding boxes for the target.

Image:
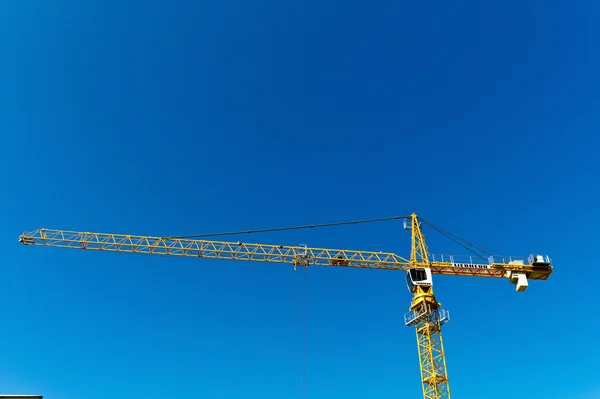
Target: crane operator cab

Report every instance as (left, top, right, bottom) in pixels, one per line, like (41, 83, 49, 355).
(406, 267, 433, 293)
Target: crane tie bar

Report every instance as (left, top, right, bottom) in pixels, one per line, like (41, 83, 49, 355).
(165, 215, 409, 239)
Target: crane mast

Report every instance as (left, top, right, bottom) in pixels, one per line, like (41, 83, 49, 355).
(17, 214, 553, 399)
(404, 214, 450, 399)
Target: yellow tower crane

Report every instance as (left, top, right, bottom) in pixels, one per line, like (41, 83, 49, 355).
(18, 213, 553, 399)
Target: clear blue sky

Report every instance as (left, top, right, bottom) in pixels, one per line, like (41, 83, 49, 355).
(1, 1, 598, 398)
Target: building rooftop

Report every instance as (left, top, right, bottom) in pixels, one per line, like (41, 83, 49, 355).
(0, 396, 43, 398)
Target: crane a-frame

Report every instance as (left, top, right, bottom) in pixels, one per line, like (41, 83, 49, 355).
(18, 213, 553, 399)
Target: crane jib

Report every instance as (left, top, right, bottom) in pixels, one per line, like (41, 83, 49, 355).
(17, 230, 551, 282)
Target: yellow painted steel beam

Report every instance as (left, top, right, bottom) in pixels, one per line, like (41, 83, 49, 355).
(409, 215, 451, 399)
(414, 306, 450, 399)
(18, 228, 552, 280)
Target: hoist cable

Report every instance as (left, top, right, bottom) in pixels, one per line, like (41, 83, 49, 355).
(166, 216, 408, 239)
(295, 268, 308, 399)
(303, 267, 308, 399)
(296, 271, 301, 399)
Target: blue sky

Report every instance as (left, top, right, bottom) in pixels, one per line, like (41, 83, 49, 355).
(1, 0, 598, 398)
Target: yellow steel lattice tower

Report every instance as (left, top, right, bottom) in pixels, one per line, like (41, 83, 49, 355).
(413, 308, 450, 399)
(404, 214, 451, 399)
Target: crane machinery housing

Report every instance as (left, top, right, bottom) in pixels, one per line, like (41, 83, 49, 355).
(18, 213, 553, 399)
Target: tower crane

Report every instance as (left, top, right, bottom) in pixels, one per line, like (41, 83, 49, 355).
(18, 213, 553, 399)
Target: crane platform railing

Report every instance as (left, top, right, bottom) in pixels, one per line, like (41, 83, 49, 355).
(404, 308, 450, 327)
